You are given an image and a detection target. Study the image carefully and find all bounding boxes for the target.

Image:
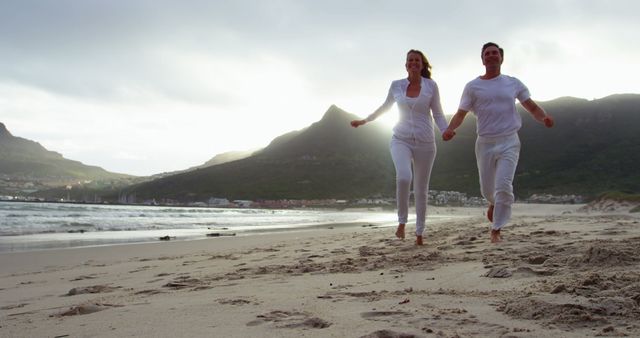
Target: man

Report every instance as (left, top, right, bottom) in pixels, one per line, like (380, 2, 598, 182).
(443, 42, 554, 243)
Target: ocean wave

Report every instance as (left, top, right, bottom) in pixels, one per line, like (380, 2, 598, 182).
(4, 213, 27, 217)
(68, 222, 95, 227)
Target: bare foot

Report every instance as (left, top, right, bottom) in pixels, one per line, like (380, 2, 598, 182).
(395, 224, 405, 239)
(416, 235, 423, 246)
(490, 229, 501, 243)
(487, 204, 494, 222)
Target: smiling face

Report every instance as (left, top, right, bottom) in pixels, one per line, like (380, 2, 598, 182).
(405, 52, 424, 75)
(482, 45, 503, 67)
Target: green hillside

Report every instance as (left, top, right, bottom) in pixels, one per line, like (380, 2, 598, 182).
(113, 94, 640, 203)
(113, 106, 395, 201)
(0, 123, 133, 196)
(433, 94, 640, 196)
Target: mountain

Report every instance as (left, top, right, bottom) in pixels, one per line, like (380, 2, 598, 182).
(121, 94, 640, 201)
(199, 149, 258, 167)
(140, 149, 260, 182)
(97, 94, 640, 202)
(0, 123, 131, 194)
(114, 105, 395, 202)
(432, 94, 640, 197)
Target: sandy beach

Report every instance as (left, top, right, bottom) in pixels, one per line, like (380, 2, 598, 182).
(1, 203, 639, 337)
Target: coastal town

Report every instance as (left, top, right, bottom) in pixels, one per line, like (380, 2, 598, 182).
(1, 183, 584, 209)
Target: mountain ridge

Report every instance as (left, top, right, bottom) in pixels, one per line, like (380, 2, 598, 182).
(117, 94, 639, 202)
(0, 123, 132, 195)
(7, 93, 640, 201)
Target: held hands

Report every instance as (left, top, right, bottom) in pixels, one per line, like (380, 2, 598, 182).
(543, 115, 554, 128)
(442, 129, 456, 141)
(350, 119, 366, 128)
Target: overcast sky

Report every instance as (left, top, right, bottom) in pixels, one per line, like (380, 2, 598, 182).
(1, 0, 638, 176)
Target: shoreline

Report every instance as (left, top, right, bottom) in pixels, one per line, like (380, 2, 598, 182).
(0, 205, 480, 254)
(0, 220, 391, 254)
(2, 203, 639, 337)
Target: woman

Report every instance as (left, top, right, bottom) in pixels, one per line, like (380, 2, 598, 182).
(351, 49, 447, 245)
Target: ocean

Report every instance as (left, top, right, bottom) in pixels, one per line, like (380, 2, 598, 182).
(0, 201, 401, 253)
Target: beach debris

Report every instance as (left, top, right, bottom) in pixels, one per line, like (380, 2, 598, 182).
(66, 229, 85, 233)
(70, 274, 99, 281)
(550, 284, 567, 294)
(283, 317, 331, 329)
(206, 232, 236, 237)
(399, 298, 410, 304)
(162, 276, 205, 290)
(358, 246, 377, 256)
(53, 303, 123, 317)
(483, 266, 512, 278)
(134, 289, 166, 296)
(527, 255, 548, 265)
(158, 235, 172, 241)
(66, 284, 119, 296)
(513, 266, 556, 276)
(249, 310, 331, 329)
(580, 242, 636, 265)
(0, 303, 28, 310)
(499, 298, 610, 326)
(360, 311, 411, 319)
(217, 298, 254, 305)
(359, 329, 420, 337)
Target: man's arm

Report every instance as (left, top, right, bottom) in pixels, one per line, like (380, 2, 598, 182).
(522, 99, 554, 128)
(442, 109, 469, 141)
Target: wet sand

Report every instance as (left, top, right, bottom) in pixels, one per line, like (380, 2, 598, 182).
(1, 204, 639, 337)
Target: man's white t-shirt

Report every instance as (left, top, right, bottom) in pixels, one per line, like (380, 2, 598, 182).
(458, 74, 531, 137)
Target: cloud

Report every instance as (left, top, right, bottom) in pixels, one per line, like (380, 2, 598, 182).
(1, 0, 639, 175)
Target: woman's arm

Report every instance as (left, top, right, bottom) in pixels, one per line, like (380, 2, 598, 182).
(430, 81, 449, 133)
(351, 84, 395, 128)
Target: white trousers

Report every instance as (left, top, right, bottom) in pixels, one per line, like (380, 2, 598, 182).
(390, 136, 437, 236)
(475, 133, 521, 230)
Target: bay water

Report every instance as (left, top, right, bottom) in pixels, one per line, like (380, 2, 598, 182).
(1, 201, 401, 253)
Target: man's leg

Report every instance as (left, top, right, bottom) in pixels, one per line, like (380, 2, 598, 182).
(475, 139, 497, 213)
(492, 136, 521, 231)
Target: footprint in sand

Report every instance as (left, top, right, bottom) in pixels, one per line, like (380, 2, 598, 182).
(70, 274, 100, 281)
(162, 276, 207, 290)
(217, 298, 259, 306)
(483, 266, 512, 278)
(246, 310, 331, 329)
(53, 303, 123, 317)
(1, 303, 28, 310)
(359, 329, 421, 338)
(66, 284, 120, 296)
(360, 311, 411, 320)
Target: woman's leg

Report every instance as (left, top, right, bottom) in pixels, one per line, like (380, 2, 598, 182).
(390, 138, 413, 238)
(411, 142, 437, 237)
